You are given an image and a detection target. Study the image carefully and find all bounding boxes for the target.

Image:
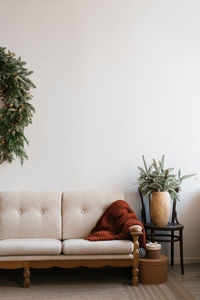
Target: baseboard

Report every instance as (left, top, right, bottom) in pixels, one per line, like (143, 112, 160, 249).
(173, 257, 200, 264)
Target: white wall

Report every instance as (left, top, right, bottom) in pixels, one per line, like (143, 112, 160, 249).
(0, 0, 200, 262)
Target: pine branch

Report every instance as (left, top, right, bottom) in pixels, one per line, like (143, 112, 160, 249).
(0, 47, 36, 165)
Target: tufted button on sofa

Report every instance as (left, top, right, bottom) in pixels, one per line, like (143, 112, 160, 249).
(0, 190, 143, 288)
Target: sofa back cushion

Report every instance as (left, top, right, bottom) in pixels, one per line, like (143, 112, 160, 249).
(62, 191, 124, 239)
(0, 191, 61, 239)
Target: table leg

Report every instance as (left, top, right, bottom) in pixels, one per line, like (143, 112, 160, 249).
(180, 229, 184, 274)
(151, 230, 154, 242)
(171, 231, 174, 266)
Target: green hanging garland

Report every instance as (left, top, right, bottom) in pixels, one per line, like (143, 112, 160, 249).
(0, 47, 36, 165)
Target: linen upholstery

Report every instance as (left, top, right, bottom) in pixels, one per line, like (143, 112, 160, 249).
(62, 191, 124, 239)
(0, 191, 61, 239)
(0, 254, 133, 261)
(0, 239, 62, 255)
(62, 239, 133, 255)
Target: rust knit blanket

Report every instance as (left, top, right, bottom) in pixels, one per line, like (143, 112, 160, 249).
(85, 200, 146, 248)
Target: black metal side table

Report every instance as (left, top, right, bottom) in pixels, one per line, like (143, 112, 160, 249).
(139, 190, 184, 274)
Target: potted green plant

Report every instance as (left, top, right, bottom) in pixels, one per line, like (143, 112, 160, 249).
(136, 155, 196, 226)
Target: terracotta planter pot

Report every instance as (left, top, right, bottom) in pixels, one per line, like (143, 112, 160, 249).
(150, 192, 171, 226)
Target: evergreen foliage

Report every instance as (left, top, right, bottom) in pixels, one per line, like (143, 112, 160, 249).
(136, 155, 196, 201)
(0, 47, 35, 164)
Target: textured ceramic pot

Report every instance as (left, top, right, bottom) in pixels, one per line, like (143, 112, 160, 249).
(150, 192, 171, 226)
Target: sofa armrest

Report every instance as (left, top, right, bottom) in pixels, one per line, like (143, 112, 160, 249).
(129, 227, 143, 286)
(129, 225, 143, 232)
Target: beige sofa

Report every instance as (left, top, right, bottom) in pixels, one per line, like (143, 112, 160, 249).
(0, 190, 143, 287)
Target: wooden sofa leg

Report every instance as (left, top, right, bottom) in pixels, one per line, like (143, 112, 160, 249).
(129, 228, 143, 286)
(23, 263, 30, 288)
(132, 235, 140, 285)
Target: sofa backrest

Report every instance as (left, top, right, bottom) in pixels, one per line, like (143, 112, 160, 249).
(62, 191, 124, 239)
(0, 191, 61, 239)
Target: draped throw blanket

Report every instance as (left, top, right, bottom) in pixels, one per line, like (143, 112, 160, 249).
(85, 200, 146, 248)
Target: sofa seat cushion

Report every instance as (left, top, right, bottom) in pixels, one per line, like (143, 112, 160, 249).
(0, 238, 62, 256)
(62, 239, 133, 255)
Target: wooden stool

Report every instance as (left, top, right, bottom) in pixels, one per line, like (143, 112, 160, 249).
(139, 255, 168, 284)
